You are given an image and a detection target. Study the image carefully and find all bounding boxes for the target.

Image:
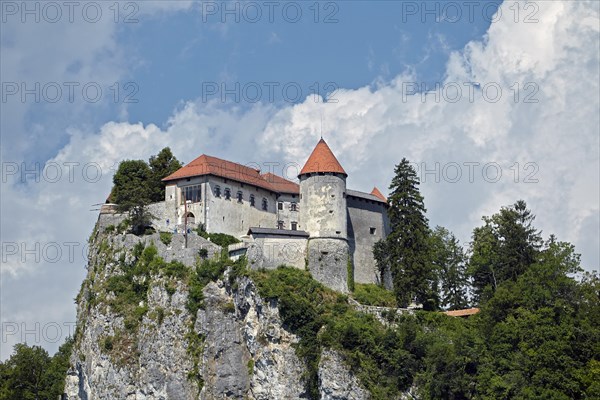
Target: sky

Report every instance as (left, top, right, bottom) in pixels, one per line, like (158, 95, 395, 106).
(1, 0, 598, 359)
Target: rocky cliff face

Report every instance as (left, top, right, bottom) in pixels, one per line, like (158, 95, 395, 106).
(64, 217, 369, 399)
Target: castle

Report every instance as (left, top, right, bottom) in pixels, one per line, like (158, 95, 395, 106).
(160, 138, 390, 292)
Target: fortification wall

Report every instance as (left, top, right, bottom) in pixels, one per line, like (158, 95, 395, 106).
(307, 238, 349, 293)
(246, 236, 307, 270)
(347, 198, 388, 285)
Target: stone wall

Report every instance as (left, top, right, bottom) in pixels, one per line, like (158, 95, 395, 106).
(307, 238, 349, 294)
(246, 236, 307, 270)
(347, 196, 389, 285)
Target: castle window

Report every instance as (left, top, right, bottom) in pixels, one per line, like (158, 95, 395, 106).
(291, 222, 297, 231)
(370, 227, 376, 235)
(215, 185, 221, 198)
(278, 202, 283, 210)
(224, 188, 231, 200)
(262, 198, 268, 211)
(237, 191, 243, 203)
(277, 220, 284, 229)
(290, 202, 297, 211)
(181, 185, 201, 204)
(184, 212, 195, 224)
(250, 194, 255, 207)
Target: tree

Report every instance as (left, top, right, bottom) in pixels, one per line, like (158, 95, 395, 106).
(430, 226, 469, 310)
(0, 343, 51, 400)
(112, 160, 152, 211)
(474, 238, 596, 399)
(148, 147, 182, 202)
(468, 200, 542, 304)
(111, 160, 154, 235)
(375, 158, 438, 309)
(0, 338, 74, 400)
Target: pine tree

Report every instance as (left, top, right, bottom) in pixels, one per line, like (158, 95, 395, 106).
(468, 200, 542, 303)
(375, 158, 438, 309)
(430, 226, 469, 310)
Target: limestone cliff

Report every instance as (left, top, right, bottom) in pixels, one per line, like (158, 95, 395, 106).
(63, 216, 369, 399)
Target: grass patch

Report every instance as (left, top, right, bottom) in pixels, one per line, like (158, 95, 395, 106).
(352, 283, 397, 308)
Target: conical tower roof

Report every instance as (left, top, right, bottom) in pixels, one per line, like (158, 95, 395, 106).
(370, 187, 387, 202)
(299, 138, 347, 176)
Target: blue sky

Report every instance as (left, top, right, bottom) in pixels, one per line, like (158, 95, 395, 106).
(1, 1, 598, 359)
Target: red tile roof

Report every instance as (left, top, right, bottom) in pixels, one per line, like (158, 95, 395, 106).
(162, 154, 275, 192)
(261, 172, 299, 194)
(370, 187, 387, 203)
(162, 154, 301, 194)
(299, 139, 347, 176)
(443, 308, 480, 317)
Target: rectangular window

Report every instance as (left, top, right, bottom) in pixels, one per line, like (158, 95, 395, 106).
(250, 195, 255, 207)
(291, 222, 297, 231)
(278, 202, 283, 210)
(215, 186, 221, 198)
(262, 198, 268, 211)
(237, 191, 243, 203)
(224, 188, 231, 200)
(370, 227, 376, 235)
(181, 185, 201, 204)
(277, 220, 284, 229)
(290, 202, 297, 211)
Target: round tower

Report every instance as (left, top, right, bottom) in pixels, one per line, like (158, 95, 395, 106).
(299, 138, 349, 293)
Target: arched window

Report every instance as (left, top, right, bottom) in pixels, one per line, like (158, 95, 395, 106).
(214, 185, 221, 198)
(224, 188, 231, 200)
(250, 194, 255, 207)
(184, 212, 195, 224)
(262, 198, 268, 211)
(237, 191, 243, 203)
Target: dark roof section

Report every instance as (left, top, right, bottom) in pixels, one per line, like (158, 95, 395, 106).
(346, 189, 387, 204)
(299, 138, 347, 176)
(247, 227, 309, 237)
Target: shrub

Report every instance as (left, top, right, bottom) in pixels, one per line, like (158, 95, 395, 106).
(353, 283, 397, 308)
(198, 248, 209, 259)
(195, 228, 240, 247)
(160, 232, 173, 246)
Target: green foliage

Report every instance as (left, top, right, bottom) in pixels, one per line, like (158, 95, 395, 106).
(160, 232, 173, 245)
(0, 338, 73, 400)
(347, 256, 355, 292)
(111, 148, 182, 208)
(148, 147, 182, 202)
(117, 218, 130, 234)
(195, 227, 240, 248)
(468, 200, 542, 304)
(430, 226, 469, 310)
(112, 160, 152, 211)
(198, 248, 209, 259)
(353, 283, 397, 307)
(375, 158, 438, 310)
